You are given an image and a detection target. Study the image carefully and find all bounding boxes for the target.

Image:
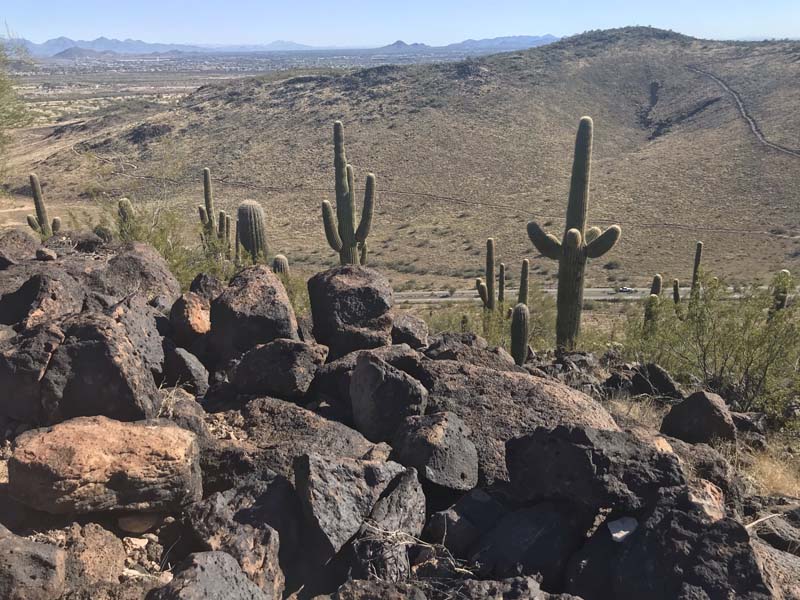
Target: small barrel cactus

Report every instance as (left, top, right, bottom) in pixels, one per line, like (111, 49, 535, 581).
(237, 200, 268, 261)
(272, 254, 290, 276)
(118, 198, 135, 223)
(510, 303, 530, 366)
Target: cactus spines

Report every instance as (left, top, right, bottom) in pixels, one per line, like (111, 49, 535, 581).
(321, 121, 375, 265)
(498, 262, 506, 305)
(518, 259, 530, 305)
(272, 254, 290, 276)
(526, 117, 621, 350)
(237, 200, 268, 261)
(650, 273, 663, 296)
(510, 303, 530, 366)
(118, 198, 135, 223)
(201, 167, 216, 233)
(27, 174, 57, 238)
(476, 278, 489, 307)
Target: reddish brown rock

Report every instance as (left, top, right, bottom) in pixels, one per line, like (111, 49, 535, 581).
(170, 293, 211, 348)
(8, 416, 202, 514)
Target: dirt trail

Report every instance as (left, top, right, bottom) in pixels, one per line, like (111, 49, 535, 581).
(688, 65, 800, 159)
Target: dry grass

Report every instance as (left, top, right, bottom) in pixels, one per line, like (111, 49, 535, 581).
(719, 439, 800, 499)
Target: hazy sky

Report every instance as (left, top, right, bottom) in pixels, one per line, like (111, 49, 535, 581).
(4, 0, 799, 45)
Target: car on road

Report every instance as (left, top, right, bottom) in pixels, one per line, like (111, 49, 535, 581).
(617, 286, 635, 293)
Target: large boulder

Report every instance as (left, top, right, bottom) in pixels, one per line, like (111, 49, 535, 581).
(187, 488, 285, 597)
(424, 489, 509, 559)
(424, 332, 517, 371)
(351, 468, 426, 582)
(565, 487, 780, 599)
(294, 453, 406, 560)
(391, 313, 429, 349)
(308, 265, 394, 361)
(163, 345, 210, 397)
(88, 242, 180, 304)
(420, 360, 619, 484)
(0, 524, 66, 600)
(0, 324, 64, 423)
(210, 266, 298, 363)
(202, 397, 388, 487)
(0, 229, 39, 262)
(391, 412, 479, 491)
(40, 311, 162, 423)
(0, 271, 85, 330)
(231, 339, 328, 401)
(307, 344, 422, 425)
(147, 551, 271, 600)
(506, 425, 685, 514)
(660, 391, 737, 444)
(349, 354, 428, 442)
(471, 503, 587, 590)
(8, 416, 202, 514)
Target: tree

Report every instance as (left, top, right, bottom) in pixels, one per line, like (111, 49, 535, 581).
(0, 38, 27, 161)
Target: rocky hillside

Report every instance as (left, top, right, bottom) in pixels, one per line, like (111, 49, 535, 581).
(0, 226, 798, 599)
(6, 27, 800, 288)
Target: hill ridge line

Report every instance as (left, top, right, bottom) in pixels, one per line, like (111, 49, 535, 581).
(688, 65, 800, 159)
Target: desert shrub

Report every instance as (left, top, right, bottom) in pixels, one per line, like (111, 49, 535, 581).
(624, 271, 800, 423)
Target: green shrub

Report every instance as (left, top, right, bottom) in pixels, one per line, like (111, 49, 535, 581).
(624, 271, 800, 424)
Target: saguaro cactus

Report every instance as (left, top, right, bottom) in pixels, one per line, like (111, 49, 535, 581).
(322, 121, 375, 265)
(272, 254, 290, 276)
(518, 259, 530, 305)
(26, 174, 59, 238)
(650, 273, 663, 296)
(526, 117, 621, 350)
(199, 167, 216, 233)
(237, 200, 268, 261)
(691, 241, 703, 297)
(118, 198, 135, 223)
(644, 273, 663, 327)
(476, 238, 497, 310)
(498, 263, 506, 305)
(511, 303, 530, 366)
(773, 269, 792, 312)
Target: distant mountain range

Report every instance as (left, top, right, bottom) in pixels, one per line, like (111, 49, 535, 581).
(11, 34, 558, 57)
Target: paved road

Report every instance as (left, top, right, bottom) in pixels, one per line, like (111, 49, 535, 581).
(394, 287, 690, 305)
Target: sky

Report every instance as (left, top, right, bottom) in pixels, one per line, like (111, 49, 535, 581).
(3, 0, 799, 46)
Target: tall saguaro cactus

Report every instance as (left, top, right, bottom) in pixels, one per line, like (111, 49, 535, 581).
(476, 238, 497, 310)
(322, 121, 375, 265)
(26, 174, 59, 238)
(518, 259, 530, 305)
(198, 167, 216, 234)
(526, 117, 621, 350)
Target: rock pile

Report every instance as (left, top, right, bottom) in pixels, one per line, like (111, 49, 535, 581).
(0, 229, 797, 599)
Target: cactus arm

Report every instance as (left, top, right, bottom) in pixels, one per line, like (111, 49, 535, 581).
(565, 117, 593, 235)
(26, 215, 41, 233)
(198, 206, 209, 226)
(476, 278, 489, 307)
(322, 201, 343, 252)
(510, 303, 530, 366)
(585, 225, 621, 258)
(650, 274, 663, 296)
(527, 221, 562, 260)
(355, 173, 375, 243)
(30, 174, 52, 238)
(518, 259, 530, 305)
(359, 241, 367, 265)
(585, 226, 601, 244)
(217, 211, 227, 239)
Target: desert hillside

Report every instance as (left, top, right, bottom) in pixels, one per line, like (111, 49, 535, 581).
(5, 27, 800, 287)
